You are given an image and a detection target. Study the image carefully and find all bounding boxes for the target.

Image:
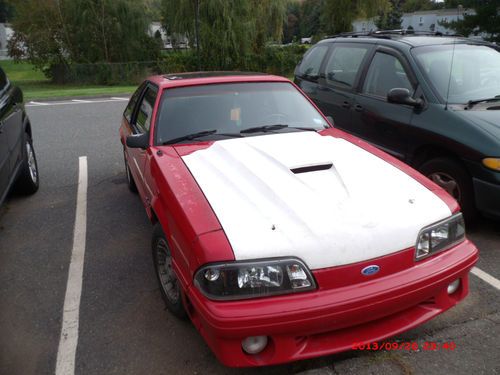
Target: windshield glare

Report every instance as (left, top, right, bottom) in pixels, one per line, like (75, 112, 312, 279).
(412, 44, 500, 104)
(156, 82, 328, 144)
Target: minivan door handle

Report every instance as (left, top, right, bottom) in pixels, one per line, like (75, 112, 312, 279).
(342, 101, 351, 109)
(354, 104, 363, 112)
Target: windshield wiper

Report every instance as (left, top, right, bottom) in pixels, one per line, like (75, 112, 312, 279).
(240, 124, 319, 134)
(162, 130, 242, 145)
(467, 95, 500, 108)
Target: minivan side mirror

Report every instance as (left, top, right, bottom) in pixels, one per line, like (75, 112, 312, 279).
(126, 132, 149, 149)
(387, 88, 423, 108)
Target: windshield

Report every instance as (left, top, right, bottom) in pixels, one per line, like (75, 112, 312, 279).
(412, 44, 500, 104)
(155, 82, 328, 144)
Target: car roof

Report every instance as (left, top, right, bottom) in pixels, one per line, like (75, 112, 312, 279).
(148, 71, 290, 89)
(319, 34, 494, 48)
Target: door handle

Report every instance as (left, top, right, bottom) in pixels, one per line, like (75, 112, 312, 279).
(354, 104, 363, 112)
(341, 101, 351, 109)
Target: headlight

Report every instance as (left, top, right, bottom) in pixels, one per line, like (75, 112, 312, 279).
(194, 258, 316, 300)
(415, 213, 465, 260)
(482, 158, 500, 172)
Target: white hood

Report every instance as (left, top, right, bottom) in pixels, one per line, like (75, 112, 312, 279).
(182, 132, 451, 270)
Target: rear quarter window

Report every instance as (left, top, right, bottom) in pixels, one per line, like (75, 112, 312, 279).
(296, 44, 329, 79)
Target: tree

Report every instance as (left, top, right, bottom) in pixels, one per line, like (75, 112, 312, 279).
(376, 0, 403, 30)
(401, 0, 442, 13)
(8, 0, 160, 69)
(161, 0, 287, 70)
(320, 0, 391, 35)
(0, 0, 13, 22)
(284, 1, 301, 43)
(443, 0, 500, 43)
(299, 0, 323, 38)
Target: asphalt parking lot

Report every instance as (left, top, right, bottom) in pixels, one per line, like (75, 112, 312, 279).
(0, 98, 498, 375)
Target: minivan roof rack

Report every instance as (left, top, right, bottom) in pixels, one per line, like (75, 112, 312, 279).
(325, 30, 463, 39)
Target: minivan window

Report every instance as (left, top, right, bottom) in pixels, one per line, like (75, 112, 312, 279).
(324, 45, 369, 87)
(297, 45, 329, 79)
(363, 52, 414, 98)
(412, 44, 500, 104)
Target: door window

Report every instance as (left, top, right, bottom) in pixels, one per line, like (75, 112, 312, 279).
(324, 45, 370, 88)
(124, 83, 145, 122)
(134, 86, 158, 133)
(363, 52, 414, 98)
(297, 44, 329, 79)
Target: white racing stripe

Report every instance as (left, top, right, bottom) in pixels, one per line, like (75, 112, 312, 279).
(55, 156, 88, 375)
(471, 267, 500, 290)
(182, 132, 452, 269)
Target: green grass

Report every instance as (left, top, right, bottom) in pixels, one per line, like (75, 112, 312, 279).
(0, 60, 46, 81)
(0, 60, 135, 100)
(16, 82, 136, 101)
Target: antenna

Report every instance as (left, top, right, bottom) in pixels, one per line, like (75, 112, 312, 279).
(445, 4, 462, 110)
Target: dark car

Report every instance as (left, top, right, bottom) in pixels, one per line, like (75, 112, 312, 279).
(0, 66, 39, 206)
(294, 32, 500, 220)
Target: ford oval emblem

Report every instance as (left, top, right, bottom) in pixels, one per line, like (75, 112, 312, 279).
(361, 265, 380, 276)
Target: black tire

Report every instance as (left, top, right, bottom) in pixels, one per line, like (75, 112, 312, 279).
(15, 132, 39, 195)
(123, 150, 137, 193)
(419, 157, 477, 221)
(152, 223, 187, 319)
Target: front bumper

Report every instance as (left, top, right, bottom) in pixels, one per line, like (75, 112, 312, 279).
(473, 177, 500, 219)
(185, 240, 478, 367)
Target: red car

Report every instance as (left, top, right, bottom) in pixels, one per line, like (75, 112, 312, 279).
(119, 72, 478, 367)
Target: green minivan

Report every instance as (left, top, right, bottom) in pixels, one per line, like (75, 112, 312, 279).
(295, 33, 500, 221)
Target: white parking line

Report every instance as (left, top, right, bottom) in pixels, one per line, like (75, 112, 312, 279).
(71, 99, 92, 103)
(471, 267, 500, 290)
(110, 97, 129, 101)
(26, 98, 128, 107)
(55, 156, 88, 375)
(28, 101, 50, 106)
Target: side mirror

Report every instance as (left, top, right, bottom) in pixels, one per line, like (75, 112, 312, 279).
(387, 88, 423, 108)
(126, 132, 149, 149)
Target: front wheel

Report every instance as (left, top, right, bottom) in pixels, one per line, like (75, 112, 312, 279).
(15, 133, 39, 194)
(152, 223, 187, 319)
(419, 157, 477, 221)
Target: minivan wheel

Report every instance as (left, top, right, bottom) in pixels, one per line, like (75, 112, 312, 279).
(152, 223, 187, 319)
(15, 133, 39, 194)
(419, 157, 477, 221)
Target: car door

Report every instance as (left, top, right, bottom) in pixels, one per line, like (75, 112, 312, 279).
(314, 43, 372, 130)
(351, 47, 418, 160)
(0, 68, 10, 196)
(127, 83, 158, 207)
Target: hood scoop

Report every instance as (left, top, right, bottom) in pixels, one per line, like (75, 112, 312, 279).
(291, 163, 333, 174)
